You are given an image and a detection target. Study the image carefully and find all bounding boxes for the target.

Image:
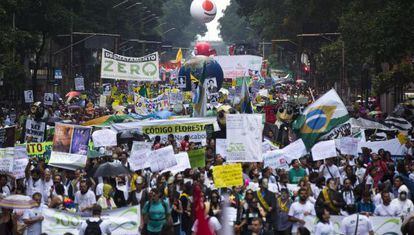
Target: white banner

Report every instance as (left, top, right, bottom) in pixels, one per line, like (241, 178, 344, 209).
(99, 95, 107, 108)
(281, 139, 308, 161)
(263, 150, 289, 170)
(358, 138, 405, 156)
(24, 90, 33, 103)
(215, 55, 263, 79)
(304, 215, 402, 235)
(101, 48, 160, 81)
(162, 152, 191, 174)
(25, 119, 46, 143)
(215, 139, 228, 158)
(92, 129, 117, 147)
(0, 147, 28, 179)
(311, 140, 337, 161)
(226, 114, 263, 162)
(42, 206, 140, 235)
(336, 137, 359, 156)
(44, 93, 53, 106)
(129, 141, 152, 171)
(149, 145, 177, 172)
(74, 76, 85, 91)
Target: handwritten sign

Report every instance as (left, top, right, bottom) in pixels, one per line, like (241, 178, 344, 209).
(263, 150, 289, 170)
(129, 142, 152, 171)
(25, 119, 46, 143)
(337, 137, 358, 156)
(161, 152, 191, 174)
(311, 140, 337, 161)
(213, 163, 243, 188)
(149, 145, 177, 172)
(281, 139, 307, 161)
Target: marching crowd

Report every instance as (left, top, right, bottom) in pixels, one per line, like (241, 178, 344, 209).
(0, 83, 413, 235)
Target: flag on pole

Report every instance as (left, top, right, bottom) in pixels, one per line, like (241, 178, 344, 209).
(293, 89, 349, 149)
(175, 48, 183, 65)
(193, 62, 207, 117)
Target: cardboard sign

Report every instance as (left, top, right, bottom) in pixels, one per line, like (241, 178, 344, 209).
(25, 119, 46, 143)
(24, 90, 33, 103)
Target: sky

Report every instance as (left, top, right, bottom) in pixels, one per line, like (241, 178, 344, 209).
(198, 0, 231, 41)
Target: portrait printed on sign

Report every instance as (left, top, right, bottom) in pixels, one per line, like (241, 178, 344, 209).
(53, 124, 74, 153)
(70, 127, 91, 155)
(204, 77, 218, 95)
(102, 83, 112, 96)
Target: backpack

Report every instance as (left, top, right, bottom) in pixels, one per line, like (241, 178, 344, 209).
(84, 219, 102, 235)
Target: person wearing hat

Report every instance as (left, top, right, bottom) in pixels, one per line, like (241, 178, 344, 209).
(391, 185, 414, 217)
(127, 176, 149, 208)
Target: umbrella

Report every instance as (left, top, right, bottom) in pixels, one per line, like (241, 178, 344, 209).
(94, 162, 130, 178)
(0, 195, 37, 209)
(65, 91, 81, 98)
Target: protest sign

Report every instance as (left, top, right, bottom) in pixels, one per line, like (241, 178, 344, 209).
(215, 55, 263, 79)
(44, 93, 53, 106)
(101, 48, 160, 82)
(112, 117, 217, 143)
(263, 150, 289, 170)
(162, 152, 191, 174)
(26, 142, 53, 159)
(54, 69, 63, 79)
(24, 90, 33, 103)
(0, 147, 28, 179)
(337, 137, 359, 156)
(74, 75, 85, 91)
(99, 95, 107, 108)
(0, 126, 15, 148)
(134, 93, 169, 115)
(358, 138, 405, 156)
(215, 139, 227, 158)
(311, 140, 337, 161)
(92, 129, 117, 147)
(213, 163, 243, 188)
(25, 119, 46, 143)
(177, 76, 186, 88)
(188, 148, 206, 168)
(48, 123, 91, 170)
(281, 139, 307, 161)
(103, 83, 112, 96)
(304, 215, 401, 235)
(226, 114, 262, 162)
(42, 205, 140, 235)
(129, 141, 152, 171)
(148, 145, 177, 172)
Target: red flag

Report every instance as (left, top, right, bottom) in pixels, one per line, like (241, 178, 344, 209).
(193, 184, 213, 235)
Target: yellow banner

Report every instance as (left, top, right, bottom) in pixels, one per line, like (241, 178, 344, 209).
(142, 123, 207, 135)
(213, 163, 243, 188)
(26, 142, 53, 155)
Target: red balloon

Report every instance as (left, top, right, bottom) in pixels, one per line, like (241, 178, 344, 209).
(194, 42, 213, 56)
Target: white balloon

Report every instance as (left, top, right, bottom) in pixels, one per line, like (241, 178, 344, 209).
(190, 0, 217, 23)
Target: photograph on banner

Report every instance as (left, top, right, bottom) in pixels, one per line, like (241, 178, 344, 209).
(213, 163, 243, 188)
(177, 76, 186, 88)
(24, 90, 33, 103)
(336, 137, 359, 156)
(129, 141, 152, 171)
(43, 93, 53, 106)
(162, 152, 191, 174)
(74, 76, 85, 91)
(281, 138, 308, 161)
(263, 150, 289, 170)
(49, 123, 91, 170)
(311, 140, 337, 161)
(102, 83, 112, 96)
(148, 145, 177, 172)
(101, 48, 160, 81)
(0, 126, 15, 148)
(188, 148, 206, 168)
(226, 114, 263, 162)
(25, 119, 46, 143)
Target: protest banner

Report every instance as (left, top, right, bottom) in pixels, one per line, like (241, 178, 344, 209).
(43, 93, 53, 106)
(134, 93, 169, 115)
(304, 215, 401, 235)
(215, 55, 263, 79)
(112, 117, 217, 143)
(162, 152, 191, 174)
(188, 148, 206, 168)
(213, 163, 243, 188)
(24, 90, 33, 103)
(0, 147, 28, 179)
(358, 138, 405, 156)
(74, 75, 85, 91)
(101, 48, 160, 82)
(42, 205, 140, 235)
(25, 119, 46, 143)
(263, 150, 289, 170)
(26, 142, 53, 158)
(0, 126, 15, 148)
(148, 145, 177, 172)
(336, 137, 359, 156)
(92, 129, 117, 147)
(311, 140, 337, 161)
(226, 114, 263, 162)
(48, 123, 91, 170)
(129, 141, 152, 171)
(281, 139, 308, 161)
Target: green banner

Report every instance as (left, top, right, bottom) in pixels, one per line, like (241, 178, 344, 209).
(188, 148, 206, 168)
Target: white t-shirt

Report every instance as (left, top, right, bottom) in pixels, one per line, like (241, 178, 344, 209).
(96, 182, 104, 197)
(374, 203, 401, 216)
(23, 205, 47, 235)
(355, 167, 366, 183)
(391, 198, 414, 216)
(26, 177, 44, 197)
(0, 185, 11, 197)
(192, 216, 222, 234)
(42, 179, 53, 204)
(288, 200, 316, 233)
(75, 190, 97, 211)
(319, 164, 341, 181)
(78, 217, 112, 235)
(340, 214, 373, 235)
(314, 221, 334, 235)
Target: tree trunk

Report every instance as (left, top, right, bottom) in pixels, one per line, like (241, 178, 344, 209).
(32, 32, 47, 101)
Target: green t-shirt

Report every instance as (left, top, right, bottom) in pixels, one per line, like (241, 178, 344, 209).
(142, 200, 170, 232)
(288, 167, 306, 184)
